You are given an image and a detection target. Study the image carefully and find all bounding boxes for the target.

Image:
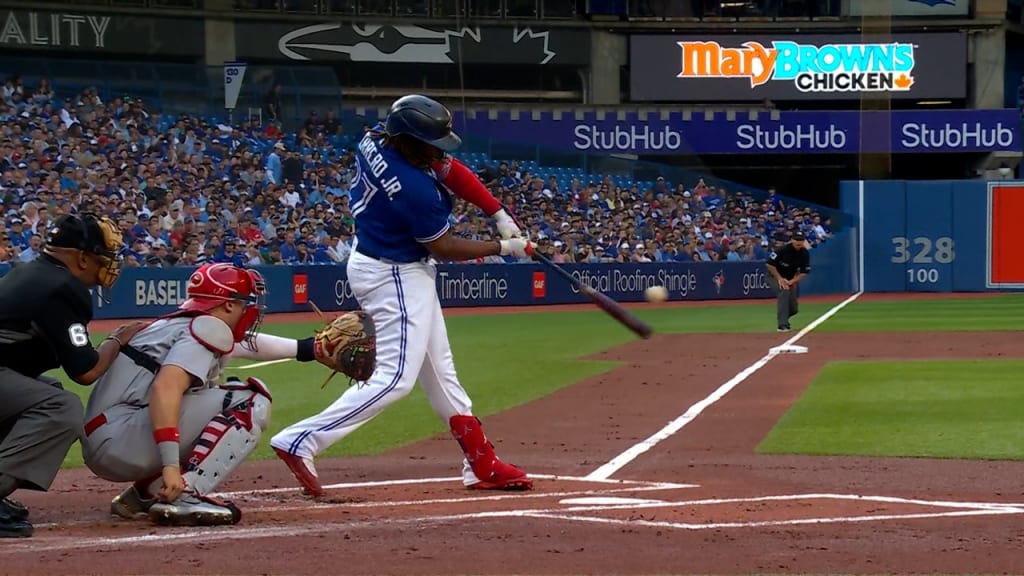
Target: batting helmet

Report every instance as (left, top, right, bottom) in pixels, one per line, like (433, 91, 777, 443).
(181, 263, 266, 345)
(384, 95, 462, 152)
(46, 212, 125, 289)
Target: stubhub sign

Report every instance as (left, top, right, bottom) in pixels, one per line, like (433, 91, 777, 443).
(352, 109, 1022, 155)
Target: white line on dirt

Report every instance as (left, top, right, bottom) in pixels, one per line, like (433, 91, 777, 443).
(585, 290, 865, 481)
(11, 490, 1022, 555)
(31, 478, 697, 531)
(219, 484, 694, 514)
(211, 474, 697, 498)
(521, 507, 1024, 531)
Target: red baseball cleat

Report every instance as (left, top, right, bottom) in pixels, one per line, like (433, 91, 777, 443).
(273, 447, 324, 498)
(467, 460, 533, 491)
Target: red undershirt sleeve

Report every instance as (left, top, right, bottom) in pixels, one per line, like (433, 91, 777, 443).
(433, 157, 502, 216)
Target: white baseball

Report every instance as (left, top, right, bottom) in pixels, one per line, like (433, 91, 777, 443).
(645, 285, 669, 303)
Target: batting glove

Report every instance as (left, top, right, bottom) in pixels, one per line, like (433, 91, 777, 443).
(500, 238, 534, 259)
(494, 209, 523, 240)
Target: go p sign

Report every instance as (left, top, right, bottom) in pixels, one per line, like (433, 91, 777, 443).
(223, 61, 247, 110)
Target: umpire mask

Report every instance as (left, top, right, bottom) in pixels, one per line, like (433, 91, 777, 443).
(47, 213, 126, 289)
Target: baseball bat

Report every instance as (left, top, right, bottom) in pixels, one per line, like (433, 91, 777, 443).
(495, 202, 652, 339)
(532, 251, 653, 340)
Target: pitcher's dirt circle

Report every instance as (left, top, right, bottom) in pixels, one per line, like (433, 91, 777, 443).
(3, 324, 1023, 575)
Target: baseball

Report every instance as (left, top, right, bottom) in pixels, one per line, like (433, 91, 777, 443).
(645, 285, 669, 303)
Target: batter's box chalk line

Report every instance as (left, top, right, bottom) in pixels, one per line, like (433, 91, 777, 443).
(516, 492, 1024, 533)
(8, 490, 1024, 555)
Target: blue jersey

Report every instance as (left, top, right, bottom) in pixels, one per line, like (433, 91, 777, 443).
(350, 132, 452, 263)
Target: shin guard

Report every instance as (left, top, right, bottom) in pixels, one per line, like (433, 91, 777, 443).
(181, 379, 272, 496)
(449, 415, 498, 481)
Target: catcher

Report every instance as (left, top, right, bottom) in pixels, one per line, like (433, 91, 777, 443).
(79, 263, 375, 526)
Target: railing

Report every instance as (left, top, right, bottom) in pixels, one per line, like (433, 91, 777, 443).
(10, 0, 203, 7)
(16, 0, 843, 19)
(624, 0, 840, 19)
(232, 0, 580, 17)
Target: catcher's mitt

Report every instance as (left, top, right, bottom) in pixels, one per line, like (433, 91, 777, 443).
(313, 310, 377, 383)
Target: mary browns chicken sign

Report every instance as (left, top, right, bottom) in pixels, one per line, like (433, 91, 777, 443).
(677, 40, 916, 94)
(630, 33, 966, 102)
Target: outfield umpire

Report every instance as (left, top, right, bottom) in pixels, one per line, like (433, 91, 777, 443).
(0, 213, 145, 538)
(765, 231, 811, 332)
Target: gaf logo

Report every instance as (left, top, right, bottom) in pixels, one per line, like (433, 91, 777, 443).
(293, 273, 308, 304)
(532, 271, 546, 298)
(677, 40, 916, 93)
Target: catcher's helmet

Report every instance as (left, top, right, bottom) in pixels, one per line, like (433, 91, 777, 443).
(384, 94, 462, 152)
(181, 263, 266, 344)
(46, 212, 125, 289)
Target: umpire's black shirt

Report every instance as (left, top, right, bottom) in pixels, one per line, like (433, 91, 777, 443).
(0, 254, 98, 379)
(766, 244, 811, 281)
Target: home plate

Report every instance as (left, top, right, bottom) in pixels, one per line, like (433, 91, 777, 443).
(559, 497, 668, 506)
(770, 344, 808, 354)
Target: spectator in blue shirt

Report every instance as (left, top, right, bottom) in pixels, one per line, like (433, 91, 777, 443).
(295, 240, 314, 264)
(279, 230, 299, 263)
(6, 219, 29, 249)
(265, 142, 284, 185)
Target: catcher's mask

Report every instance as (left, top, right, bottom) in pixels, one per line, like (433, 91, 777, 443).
(180, 263, 267, 346)
(46, 212, 125, 289)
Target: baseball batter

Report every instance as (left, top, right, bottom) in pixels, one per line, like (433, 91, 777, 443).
(80, 263, 374, 526)
(271, 94, 534, 496)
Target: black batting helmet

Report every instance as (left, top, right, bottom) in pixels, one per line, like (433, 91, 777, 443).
(384, 95, 462, 152)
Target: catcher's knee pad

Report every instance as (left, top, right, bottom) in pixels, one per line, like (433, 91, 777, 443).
(182, 386, 271, 496)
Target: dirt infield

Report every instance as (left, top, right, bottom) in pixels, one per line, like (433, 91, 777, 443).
(7, 294, 1024, 574)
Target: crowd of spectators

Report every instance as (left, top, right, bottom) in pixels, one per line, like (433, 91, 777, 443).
(1, 75, 833, 274)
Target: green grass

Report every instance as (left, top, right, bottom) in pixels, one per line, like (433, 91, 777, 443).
(757, 360, 1024, 460)
(52, 292, 1024, 468)
(57, 301, 824, 468)
(817, 293, 1024, 332)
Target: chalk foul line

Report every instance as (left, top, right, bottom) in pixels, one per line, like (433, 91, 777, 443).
(585, 291, 864, 481)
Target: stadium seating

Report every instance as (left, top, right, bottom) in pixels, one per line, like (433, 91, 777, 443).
(0, 77, 833, 272)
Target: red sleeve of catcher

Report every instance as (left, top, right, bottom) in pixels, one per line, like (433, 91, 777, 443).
(433, 157, 502, 216)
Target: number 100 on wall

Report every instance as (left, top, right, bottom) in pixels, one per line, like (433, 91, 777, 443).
(891, 236, 956, 285)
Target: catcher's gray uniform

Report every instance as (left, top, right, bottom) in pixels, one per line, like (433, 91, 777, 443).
(81, 315, 271, 495)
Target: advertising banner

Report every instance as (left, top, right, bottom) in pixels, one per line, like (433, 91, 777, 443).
(0, 9, 204, 55)
(0, 239, 854, 318)
(358, 108, 1020, 155)
(630, 33, 967, 102)
(302, 261, 776, 313)
(847, 0, 969, 17)
(0, 262, 772, 320)
(235, 21, 591, 65)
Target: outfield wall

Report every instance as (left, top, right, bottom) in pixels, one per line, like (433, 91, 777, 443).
(0, 228, 854, 320)
(840, 180, 1024, 292)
